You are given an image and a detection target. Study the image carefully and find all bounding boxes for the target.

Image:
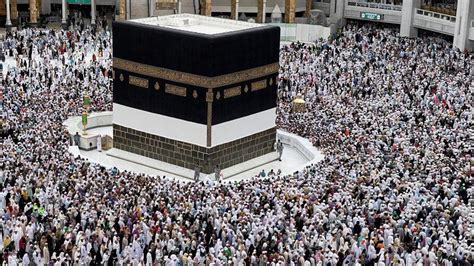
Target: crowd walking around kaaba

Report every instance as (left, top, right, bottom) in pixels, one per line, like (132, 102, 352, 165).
(1, 22, 473, 265)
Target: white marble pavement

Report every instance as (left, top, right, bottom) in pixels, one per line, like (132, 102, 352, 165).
(68, 126, 325, 183)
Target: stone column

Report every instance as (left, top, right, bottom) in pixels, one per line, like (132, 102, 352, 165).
(305, 0, 311, 17)
(36, 0, 40, 20)
(91, 0, 96, 26)
(201, 0, 211, 16)
(148, 0, 154, 16)
(5, 0, 12, 30)
(400, 0, 420, 37)
(11, 0, 17, 20)
(61, 0, 67, 29)
(231, 0, 238, 20)
(329, 0, 345, 31)
(284, 0, 295, 23)
(177, 0, 182, 14)
(126, 0, 130, 19)
(119, 0, 126, 20)
(29, 0, 37, 26)
(0, 0, 5, 16)
(257, 0, 263, 23)
(453, 0, 474, 51)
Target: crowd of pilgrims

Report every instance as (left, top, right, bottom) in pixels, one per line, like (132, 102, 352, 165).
(0, 22, 472, 265)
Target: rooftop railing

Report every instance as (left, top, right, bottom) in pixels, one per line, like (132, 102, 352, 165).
(346, 0, 402, 11)
(415, 8, 456, 23)
(420, 4, 456, 16)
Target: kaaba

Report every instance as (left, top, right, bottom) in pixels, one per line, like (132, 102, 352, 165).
(112, 14, 280, 174)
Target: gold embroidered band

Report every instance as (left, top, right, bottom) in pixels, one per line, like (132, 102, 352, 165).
(156, 0, 177, 9)
(165, 84, 187, 97)
(114, 57, 279, 89)
(223, 87, 241, 99)
(129, 75, 149, 88)
(251, 80, 267, 91)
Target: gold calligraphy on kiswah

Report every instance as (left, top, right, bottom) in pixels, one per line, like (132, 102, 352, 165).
(113, 57, 279, 89)
(165, 84, 187, 97)
(223, 87, 242, 99)
(129, 75, 149, 88)
(251, 80, 267, 91)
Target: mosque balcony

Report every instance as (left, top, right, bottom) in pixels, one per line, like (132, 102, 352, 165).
(17, 0, 116, 4)
(469, 20, 474, 41)
(211, 0, 307, 13)
(312, 0, 331, 15)
(344, 0, 402, 24)
(413, 8, 456, 36)
(346, 0, 402, 11)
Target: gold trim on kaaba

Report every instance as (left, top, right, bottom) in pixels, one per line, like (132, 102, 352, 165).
(114, 58, 279, 89)
(251, 80, 267, 91)
(156, 0, 177, 9)
(269, 78, 274, 86)
(206, 88, 213, 147)
(119, 73, 124, 82)
(215, 91, 221, 100)
(224, 87, 241, 99)
(192, 90, 198, 98)
(165, 84, 187, 97)
(244, 85, 249, 93)
(129, 75, 148, 88)
(154, 82, 160, 91)
(206, 90, 214, 103)
(156, 3, 177, 9)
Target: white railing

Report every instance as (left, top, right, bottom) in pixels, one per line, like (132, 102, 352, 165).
(346, 0, 402, 11)
(415, 8, 456, 23)
(469, 21, 474, 41)
(271, 23, 331, 42)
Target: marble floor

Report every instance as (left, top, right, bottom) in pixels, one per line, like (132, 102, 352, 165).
(87, 126, 113, 137)
(69, 126, 325, 183)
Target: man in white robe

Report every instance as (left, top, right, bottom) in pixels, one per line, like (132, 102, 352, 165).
(97, 134, 102, 152)
(22, 253, 30, 266)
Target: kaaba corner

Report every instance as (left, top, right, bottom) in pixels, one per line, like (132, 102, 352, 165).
(112, 14, 280, 174)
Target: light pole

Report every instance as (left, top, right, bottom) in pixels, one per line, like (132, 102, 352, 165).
(5, 0, 12, 31)
(91, 0, 96, 28)
(82, 94, 91, 135)
(62, 0, 68, 29)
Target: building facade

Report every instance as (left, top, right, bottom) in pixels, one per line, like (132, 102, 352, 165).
(0, 0, 471, 49)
